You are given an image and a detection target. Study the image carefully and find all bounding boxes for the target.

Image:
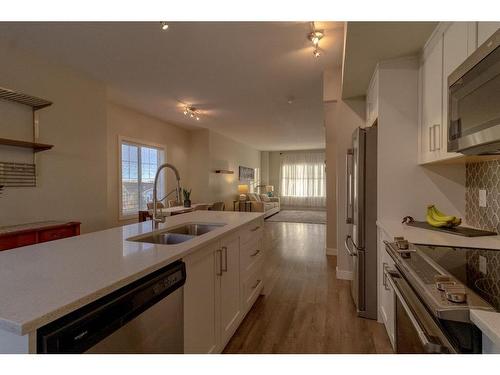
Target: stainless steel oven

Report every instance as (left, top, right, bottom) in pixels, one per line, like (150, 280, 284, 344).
(448, 29, 500, 154)
(385, 268, 456, 354)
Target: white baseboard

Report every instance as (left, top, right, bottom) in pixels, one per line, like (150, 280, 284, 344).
(336, 267, 353, 280)
(325, 247, 337, 256)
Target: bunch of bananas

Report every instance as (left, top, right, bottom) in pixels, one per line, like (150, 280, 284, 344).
(426, 205, 462, 228)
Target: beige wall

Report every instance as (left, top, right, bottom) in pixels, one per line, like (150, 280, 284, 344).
(188, 129, 211, 204)
(0, 43, 108, 233)
(106, 102, 192, 227)
(208, 131, 261, 210)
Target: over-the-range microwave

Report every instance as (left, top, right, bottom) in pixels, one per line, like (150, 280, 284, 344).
(448, 29, 500, 155)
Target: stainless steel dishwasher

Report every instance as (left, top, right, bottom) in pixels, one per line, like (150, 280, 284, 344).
(37, 261, 186, 354)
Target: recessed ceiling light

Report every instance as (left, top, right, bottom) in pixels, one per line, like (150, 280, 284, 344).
(160, 22, 169, 31)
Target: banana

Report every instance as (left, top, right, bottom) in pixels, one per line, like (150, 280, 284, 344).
(428, 205, 456, 223)
(425, 205, 462, 228)
(426, 213, 452, 227)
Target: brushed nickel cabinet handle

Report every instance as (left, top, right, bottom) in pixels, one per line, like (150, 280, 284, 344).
(250, 249, 261, 257)
(216, 249, 223, 276)
(251, 279, 261, 289)
(222, 246, 228, 272)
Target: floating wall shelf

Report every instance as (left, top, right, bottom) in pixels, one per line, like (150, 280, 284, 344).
(0, 86, 54, 188)
(214, 169, 234, 174)
(0, 138, 54, 153)
(0, 87, 52, 110)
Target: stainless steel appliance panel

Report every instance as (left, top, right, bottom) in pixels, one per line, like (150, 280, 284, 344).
(386, 269, 456, 354)
(85, 288, 183, 353)
(448, 29, 500, 154)
(346, 126, 377, 320)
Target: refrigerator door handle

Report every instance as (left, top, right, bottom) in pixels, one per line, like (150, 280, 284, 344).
(345, 148, 354, 224)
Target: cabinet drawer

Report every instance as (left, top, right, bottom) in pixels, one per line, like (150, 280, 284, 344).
(240, 219, 264, 246)
(241, 260, 264, 311)
(240, 236, 263, 276)
(0, 232, 37, 251)
(38, 227, 77, 243)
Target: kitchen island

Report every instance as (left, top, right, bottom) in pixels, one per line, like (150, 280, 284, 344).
(0, 211, 265, 353)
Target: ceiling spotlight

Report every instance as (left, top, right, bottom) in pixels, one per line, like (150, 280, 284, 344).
(160, 22, 169, 30)
(313, 49, 321, 58)
(184, 106, 201, 120)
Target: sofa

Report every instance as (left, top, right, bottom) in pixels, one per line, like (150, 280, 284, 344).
(244, 193, 280, 218)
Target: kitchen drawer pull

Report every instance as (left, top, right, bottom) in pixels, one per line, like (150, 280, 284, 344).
(250, 249, 261, 257)
(222, 246, 228, 272)
(251, 279, 262, 289)
(383, 263, 390, 291)
(250, 226, 260, 232)
(216, 249, 223, 276)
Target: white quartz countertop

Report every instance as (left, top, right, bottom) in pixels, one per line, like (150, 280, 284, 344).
(470, 310, 500, 348)
(377, 219, 500, 250)
(0, 211, 264, 335)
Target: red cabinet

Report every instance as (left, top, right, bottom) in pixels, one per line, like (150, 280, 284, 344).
(0, 222, 80, 251)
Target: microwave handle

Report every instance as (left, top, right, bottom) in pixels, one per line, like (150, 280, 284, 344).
(345, 148, 353, 224)
(386, 271, 450, 354)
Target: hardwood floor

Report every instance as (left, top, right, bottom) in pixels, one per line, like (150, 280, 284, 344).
(223, 221, 393, 354)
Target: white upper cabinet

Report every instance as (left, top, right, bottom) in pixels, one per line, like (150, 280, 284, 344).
(418, 22, 481, 164)
(478, 22, 500, 46)
(420, 35, 443, 163)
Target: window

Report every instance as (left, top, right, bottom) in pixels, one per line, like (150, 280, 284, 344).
(280, 151, 326, 208)
(120, 139, 165, 218)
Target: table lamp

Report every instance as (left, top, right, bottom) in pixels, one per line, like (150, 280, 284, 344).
(266, 185, 274, 197)
(238, 184, 249, 200)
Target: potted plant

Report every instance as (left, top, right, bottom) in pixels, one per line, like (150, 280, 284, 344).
(183, 188, 192, 208)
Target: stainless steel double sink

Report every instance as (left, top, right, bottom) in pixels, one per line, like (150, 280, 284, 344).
(128, 223, 226, 245)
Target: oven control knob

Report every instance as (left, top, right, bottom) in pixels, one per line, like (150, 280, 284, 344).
(446, 291, 467, 303)
(396, 239, 409, 250)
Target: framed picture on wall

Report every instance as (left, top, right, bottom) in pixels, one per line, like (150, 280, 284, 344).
(239, 166, 255, 181)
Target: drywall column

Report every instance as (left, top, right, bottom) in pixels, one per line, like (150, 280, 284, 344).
(324, 67, 365, 279)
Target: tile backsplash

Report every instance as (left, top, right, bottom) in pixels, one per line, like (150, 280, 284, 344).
(466, 160, 500, 233)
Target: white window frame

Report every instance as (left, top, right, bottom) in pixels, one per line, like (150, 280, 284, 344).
(118, 136, 166, 221)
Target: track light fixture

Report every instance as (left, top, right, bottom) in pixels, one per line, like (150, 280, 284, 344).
(183, 106, 200, 121)
(160, 22, 169, 30)
(308, 27, 324, 58)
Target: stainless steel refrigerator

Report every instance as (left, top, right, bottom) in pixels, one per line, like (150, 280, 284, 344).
(345, 126, 377, 320)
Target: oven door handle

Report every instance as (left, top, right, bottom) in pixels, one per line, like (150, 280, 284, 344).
(386, 271, 450, 354)
(344, 235, 359, 257)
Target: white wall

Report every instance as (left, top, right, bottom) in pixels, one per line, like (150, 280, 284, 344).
(377, 57, 465, 222)
(106, 102, 192, 227)
(0, 43, 108, 233)
(208, 131, 261, 210)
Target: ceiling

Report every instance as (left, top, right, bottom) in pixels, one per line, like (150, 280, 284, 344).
(342, 22, 438, 99)
(0, 22, 344, 151)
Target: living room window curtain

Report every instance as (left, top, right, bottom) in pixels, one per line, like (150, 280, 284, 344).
(280, 151, 326, 208)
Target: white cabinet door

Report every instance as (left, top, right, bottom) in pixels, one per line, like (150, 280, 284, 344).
(441, 22, 468, 160)
(478, 22, 500, 46)
(377, 228, 395, 350)
(219, 234, 242, 346)
(183, 242, 221, 354)
(420, 36, 443, 163)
